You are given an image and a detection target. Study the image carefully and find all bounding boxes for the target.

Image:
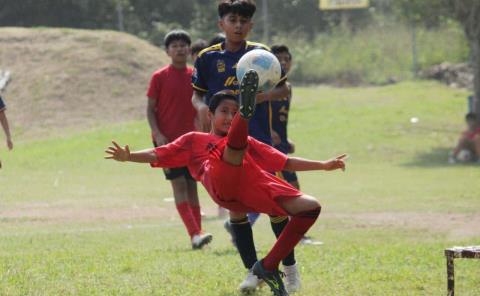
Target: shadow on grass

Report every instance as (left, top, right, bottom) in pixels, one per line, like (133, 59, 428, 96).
(402, 147, 478, 168)
(212, 248, 238, 256)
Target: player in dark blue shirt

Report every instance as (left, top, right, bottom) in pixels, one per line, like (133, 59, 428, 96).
(193, 41, 286, 144)
(190, 1, 300, 294)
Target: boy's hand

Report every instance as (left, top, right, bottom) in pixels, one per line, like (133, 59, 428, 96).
(105, 141, 130, 162)
(271, 130, 281, 146)
(324, 154, 348, 171)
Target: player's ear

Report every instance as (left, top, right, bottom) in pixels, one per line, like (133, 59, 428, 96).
(217, 19, 224, 31)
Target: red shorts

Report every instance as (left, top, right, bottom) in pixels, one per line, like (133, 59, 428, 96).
(206, 157, 302, 216)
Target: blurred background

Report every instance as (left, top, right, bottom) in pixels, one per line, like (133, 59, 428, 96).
(0, 0, 472, 85)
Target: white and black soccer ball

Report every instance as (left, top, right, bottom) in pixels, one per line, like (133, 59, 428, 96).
(236, 49, 281, 92)
(456, 149, 473, 162)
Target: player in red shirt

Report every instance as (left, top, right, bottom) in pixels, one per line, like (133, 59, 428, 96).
(449, 112, 480, 163)
(146, 30, 211, 250)
(106, 70, 347, 296)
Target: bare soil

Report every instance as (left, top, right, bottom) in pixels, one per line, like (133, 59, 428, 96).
(0, 27, 169, 138)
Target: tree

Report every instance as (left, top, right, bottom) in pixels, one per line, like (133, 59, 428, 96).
(452, 0, 480, 122)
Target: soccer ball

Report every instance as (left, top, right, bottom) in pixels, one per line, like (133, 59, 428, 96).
(456, 149, 473, 162)
(236, 49, 281, 92)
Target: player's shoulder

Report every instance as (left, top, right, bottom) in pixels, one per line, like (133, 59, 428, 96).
(246, 41, 271, 51)
(197, 43, 223, 58)
(151, 64, 171, 76)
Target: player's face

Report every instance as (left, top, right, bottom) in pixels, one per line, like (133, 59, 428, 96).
(275, 52, 292, 74)
(211, 99, 239, 135)
(166, 40, 190, 64)
(218, 13, 253, 44)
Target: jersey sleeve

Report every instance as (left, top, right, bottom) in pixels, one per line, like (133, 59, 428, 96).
(0, 96, 5, 111)
(150, 133, 194, 168)
(192, 55, 208, 93)
(248, 137, 288, 172)
(146, 71, 162, 99)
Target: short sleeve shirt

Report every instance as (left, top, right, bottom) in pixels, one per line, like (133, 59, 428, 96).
(192, 41, 287, 145)
(147, 64, 196, 142)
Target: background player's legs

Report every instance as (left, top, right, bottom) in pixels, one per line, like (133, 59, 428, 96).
(171, 175, 212, 249)
(186, 178, 202, 230)
(171, 176, 201, 238)
(229, 211, 261, 292)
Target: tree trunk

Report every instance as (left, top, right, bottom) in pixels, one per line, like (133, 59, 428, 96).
(472, 39, 480, 121)
(454, 0, 480, 123)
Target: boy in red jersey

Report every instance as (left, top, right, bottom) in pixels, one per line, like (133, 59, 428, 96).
(0, 95, 13, 169)
(146, 30, 211, 250)
(191, 1, 296, 292)
(106, 70, 347, 296)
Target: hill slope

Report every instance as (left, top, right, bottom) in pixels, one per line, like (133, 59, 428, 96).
(0, 27, 170, 138)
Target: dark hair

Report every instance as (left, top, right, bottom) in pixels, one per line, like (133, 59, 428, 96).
(271, 44, 292, 60)
(191, 39, 208, 55)
(209, 90, 238, 112)
(218, 0, 256, 18)
(466, 112, 477, 121)
(209, 33, 226, 46)
(164, 30, 191, 48)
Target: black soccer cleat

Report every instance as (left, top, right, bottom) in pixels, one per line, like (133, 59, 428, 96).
(252, 260, 289, 296)
(239, 69, 259, 119)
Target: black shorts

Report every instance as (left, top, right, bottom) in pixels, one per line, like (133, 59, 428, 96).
(277, 170, 298, 183)
(163, 167, 194, 181)
(153, 140, 194, 181)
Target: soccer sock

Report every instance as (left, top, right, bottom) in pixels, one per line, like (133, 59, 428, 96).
(230, 216, 258, 269)
(227, 113, 249, 150)
(175, 201, 201, 238)
(263, 207, 321, 271)
(190, 204, 202, 231)
(270, 216, 296, 266)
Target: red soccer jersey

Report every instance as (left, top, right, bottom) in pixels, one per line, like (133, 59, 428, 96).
(146, 64, 196, 142)
(151, 132, 302, 216)
(465, 127, 480, 140)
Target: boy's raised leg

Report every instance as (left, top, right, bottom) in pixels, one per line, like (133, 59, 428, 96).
(223, 69, 259, 165)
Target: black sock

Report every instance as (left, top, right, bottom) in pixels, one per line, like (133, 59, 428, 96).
(230, 217, 258, 269)
(270, 216, 296, 266)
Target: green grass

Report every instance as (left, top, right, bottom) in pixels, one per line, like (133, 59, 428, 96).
(1, 81, 479, 295)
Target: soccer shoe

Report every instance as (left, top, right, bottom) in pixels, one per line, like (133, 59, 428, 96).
(252, 260, 289, 296)
(239, 69, 259, 119)
(191, 232, 213, 250)
(223, 219, 237, 247)
(239, 269, 261, 293)
(283, 263, 301, 294)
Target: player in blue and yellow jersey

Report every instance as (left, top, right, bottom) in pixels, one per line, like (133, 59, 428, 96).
(271, 45, 321, 252)
(191, 1, 301, 294)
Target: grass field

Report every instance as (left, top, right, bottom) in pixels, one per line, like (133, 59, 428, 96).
(0, 81, 479, 295)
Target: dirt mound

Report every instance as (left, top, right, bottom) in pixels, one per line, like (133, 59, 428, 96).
(419, 62, 473, 90)
(0, 27, 170, 138)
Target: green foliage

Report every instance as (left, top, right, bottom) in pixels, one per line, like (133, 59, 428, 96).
(274, 21, 468, 84)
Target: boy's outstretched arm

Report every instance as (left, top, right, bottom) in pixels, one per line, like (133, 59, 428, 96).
(284, 154, 347, 172)
(105, 141, 158, 163)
